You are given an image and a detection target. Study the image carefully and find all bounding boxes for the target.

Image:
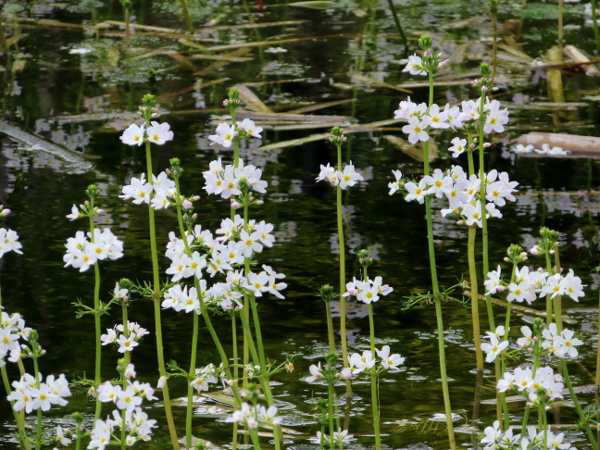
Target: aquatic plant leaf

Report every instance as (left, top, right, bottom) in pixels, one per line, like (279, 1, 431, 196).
(522, 2, 559, 19)
(290, 1, 341, 9)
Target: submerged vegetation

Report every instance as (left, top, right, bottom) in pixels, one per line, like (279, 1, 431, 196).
(1, 0, 600, 449)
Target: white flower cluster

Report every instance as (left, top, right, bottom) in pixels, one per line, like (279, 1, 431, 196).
(342, 276, 393, 304)
(499, 365, 564, 403)
(315, 162, 364, 190)
(119, 121, 174, 146)
(63, 228, 124, 272)
(390, 167, 518, 227)
(512, 143, 570, 156)
(91, 370, 157, 449)
(347, 346, 405, 375)
(190, 363, 220, 393)
(120, 172, 177, 210)
(0, 228, 22, 258)
(481, 326, 509, 363)
(312, 430, 355, 446)
(539, 323, 584, 359)
(482, 421, 575, 449)
(485, 266, 585, 304)
(202, 158, 267, 199)
(100, 321, 149, 353)
(162, 218, 285, 313)
(394, 98, 509, 145)
(225, 402, 281, 429)
(7, 372, 71, 414)
(0, 311, 30, 366)
(208, 118, 263, 148)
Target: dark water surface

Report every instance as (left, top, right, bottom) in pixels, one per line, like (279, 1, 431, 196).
(1, 0, 600, 448)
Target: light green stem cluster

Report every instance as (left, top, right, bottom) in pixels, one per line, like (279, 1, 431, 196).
(424, 62, 457, 450)
(142, 113, 180, 450)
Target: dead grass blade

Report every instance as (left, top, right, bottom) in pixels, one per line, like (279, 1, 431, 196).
(383, 135, 438, 162)
(205, 34, 354, 52)
(0, 120, 94, 171)
(233, 84, 273, 113)
(256, 118, 401, 151)
(286, 98, 354, 114)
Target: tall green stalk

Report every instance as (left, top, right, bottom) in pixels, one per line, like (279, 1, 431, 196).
(139, 96, 180, 450)
(591, 0, 600, 51)
(86, 189, 104, 422)
(468, 226, 484, 372)
(332, 129, 352, 398)
(419, 36, 456, 450)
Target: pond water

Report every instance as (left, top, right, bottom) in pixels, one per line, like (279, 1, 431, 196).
(1, 0, 600, 448)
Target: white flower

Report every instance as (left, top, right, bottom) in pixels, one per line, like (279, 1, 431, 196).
(145, 121, 174, 145)
(119, 123, 145, 146)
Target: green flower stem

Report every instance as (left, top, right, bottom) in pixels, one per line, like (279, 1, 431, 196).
(468, 226, 483, 372)
(144, 139, 179, 450)
(560, 359, 599, 449)
(335, 140, 351, 397)
(186, 313, 199, 450)
(121, 307, 131, 450)
(477, 91, 495, 332)
(385, 0, 407, 46)
(173, 175, 213, 450)
(489, 0, 498, 81)
(367, 303, 381, 450)
(178, 0, 194, 32)
(592, 0, 600, 51)
(544, 252, 555, 324)
(232, 314, 239, 379)
(425, 69, 456, 450)
(553, 251, 563, 330)
(241, 201, 282, 449)
(1, 366, 31, 450)
(326, 303, 336, 354)
(327, 380, 335, 449)
(32, 353, 41, 450)
(87, 200, 104, 422)
(249, 427, 262, 450)
(248, 294, 282, 443)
